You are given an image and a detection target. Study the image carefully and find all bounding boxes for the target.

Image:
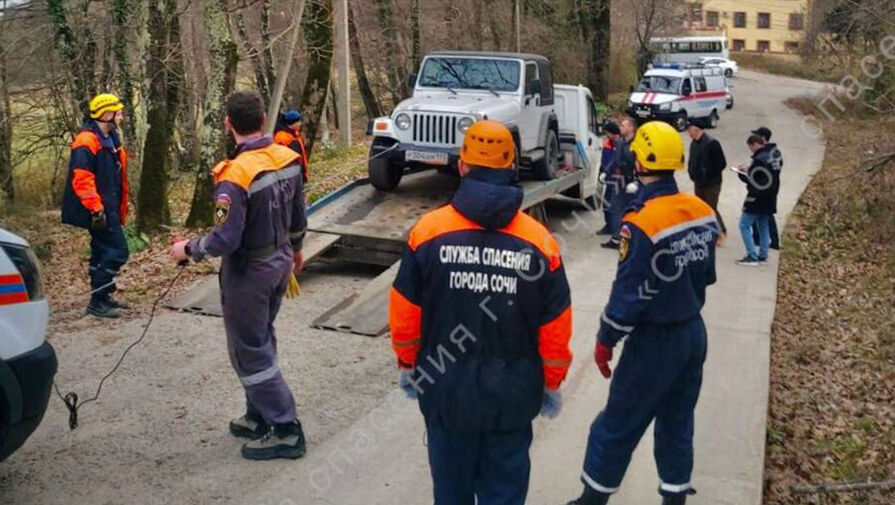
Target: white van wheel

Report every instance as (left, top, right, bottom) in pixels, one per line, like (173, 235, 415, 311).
(708, 110, 719, 129)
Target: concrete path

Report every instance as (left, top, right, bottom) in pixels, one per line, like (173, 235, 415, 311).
(230, 70, 833, 505)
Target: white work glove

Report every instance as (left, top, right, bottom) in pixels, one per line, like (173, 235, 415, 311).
(398, 370, 420, 400)
(540, 389, 562, 419)
(625, 181, 640, 194)
(599, 172, 607, 183)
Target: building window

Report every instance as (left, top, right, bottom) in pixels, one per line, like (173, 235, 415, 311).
(757, 40, 771, 53)
(732, 39, 746, 52)
(690, 5, 703, 24)
(785, 41, 800, 53)
(734, 12, 747, 28)
(758, 13, 771, 29)
(706, 11, 719, 27)
(789, 13, 804, 30)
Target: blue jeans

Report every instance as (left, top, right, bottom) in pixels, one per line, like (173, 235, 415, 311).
(740, 212, 770, 259)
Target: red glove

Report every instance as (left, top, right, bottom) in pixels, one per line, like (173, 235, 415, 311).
(595, 342, 613, 379)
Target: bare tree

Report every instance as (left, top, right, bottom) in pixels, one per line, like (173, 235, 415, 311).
(631, 0, 684, 77)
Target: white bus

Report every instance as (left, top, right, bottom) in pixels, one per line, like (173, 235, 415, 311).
(650, 36, 729, 64)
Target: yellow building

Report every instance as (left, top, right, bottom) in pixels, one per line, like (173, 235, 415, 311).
(683, 0, 810, 54)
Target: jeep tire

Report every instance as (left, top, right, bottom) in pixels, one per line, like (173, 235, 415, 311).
(532, 129, 559, 180)
(368, 140, 403, 191)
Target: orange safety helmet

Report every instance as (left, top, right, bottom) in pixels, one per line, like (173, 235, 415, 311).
(459, 120, 516, 170)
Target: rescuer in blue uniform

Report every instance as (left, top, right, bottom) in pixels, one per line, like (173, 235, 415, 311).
(170, 91, 307, 461)
(390, 120, 573, 505)
(563, 121, 719, 505)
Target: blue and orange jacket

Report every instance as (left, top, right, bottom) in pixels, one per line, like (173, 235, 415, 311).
(61, 121, 129, 229)
(187, 137, 306, 263)
(273, 123, 308, 182)
(600, 138, 616, 175)
(389, 169, 573, 432)
(598, 177, 718, 347)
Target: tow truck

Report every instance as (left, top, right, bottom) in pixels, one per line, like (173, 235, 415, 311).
(169, 84, 605, 336)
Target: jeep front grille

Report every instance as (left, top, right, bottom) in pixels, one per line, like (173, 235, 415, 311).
(411, 113, 459, 146)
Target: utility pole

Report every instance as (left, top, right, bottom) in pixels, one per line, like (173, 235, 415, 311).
(333, 0, 351, 148)
(514, 0, 521, 52)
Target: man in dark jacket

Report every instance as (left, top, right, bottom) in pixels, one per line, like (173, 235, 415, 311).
(602, 117, 637, 249)
(749, 127, 780, 250)
(598, 121, 620, 235)
(735, 134, 780, 266)
(61, 93, 130, 318)
(687, 120, 728, 237)
(389, 120, 573, 505)
(170, 91, 307, 460)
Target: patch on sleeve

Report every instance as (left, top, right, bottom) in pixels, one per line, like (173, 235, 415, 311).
(618, 224, 631, 262)
(214, 194, 232, 226)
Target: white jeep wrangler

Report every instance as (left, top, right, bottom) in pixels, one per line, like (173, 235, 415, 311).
(367, 51, 561, 190)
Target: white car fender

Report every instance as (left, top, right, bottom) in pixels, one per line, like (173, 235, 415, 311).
(370, 117, 397, 140)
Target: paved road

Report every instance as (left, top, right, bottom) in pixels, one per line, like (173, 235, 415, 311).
(0, 70, 832, 505)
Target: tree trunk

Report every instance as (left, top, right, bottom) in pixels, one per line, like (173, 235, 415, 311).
(484, 0, 502, 50)
(586, 0, 611, 102)
(260, 0, 276, 95)
(137, 0, 171, 231)
(373, 0, 404, 104)
(0, 34, 12, 204)
(186, 0, 239, 227)
(47, 0, 89, 122)
(348, 3, 381, 120)
(234, 2, 270, 101)
(111, 0, 137, 146)
(166, 0, 185, 172)
(410, 0, 421, 70)
(299, 0, 333, 157)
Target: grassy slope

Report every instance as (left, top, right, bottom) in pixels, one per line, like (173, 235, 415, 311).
(764, 105, 894, 504)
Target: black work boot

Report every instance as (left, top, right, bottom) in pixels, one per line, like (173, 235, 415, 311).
(87, 297, 120, 319)
(661, 489, 695, 505)
(600, 239, 619, 249)
(564, 486, 610, 505)
(241, 420, 306, 461)
(229, 413, 270, 440)
(107, 295, 131, 310)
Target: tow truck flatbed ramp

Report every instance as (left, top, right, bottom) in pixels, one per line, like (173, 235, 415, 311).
(168, 167, 593, 334)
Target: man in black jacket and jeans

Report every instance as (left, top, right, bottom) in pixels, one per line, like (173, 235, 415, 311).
(687, 120, 728, 238)
(735, 134, 781, 266)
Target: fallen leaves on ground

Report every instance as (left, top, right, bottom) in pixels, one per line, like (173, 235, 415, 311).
(764, 110, 895, 505)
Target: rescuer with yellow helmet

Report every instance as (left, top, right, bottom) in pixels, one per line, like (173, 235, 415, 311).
(390, 120, 572, 505)
(61, 93, 130, 318)
(563, 121, 720, 505)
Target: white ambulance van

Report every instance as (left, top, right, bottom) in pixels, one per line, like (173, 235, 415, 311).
(626, 63, 728, 131)
(0, 227, 55, 462)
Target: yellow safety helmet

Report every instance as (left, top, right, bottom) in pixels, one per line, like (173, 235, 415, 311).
(460, 120, 516, 170)
(89, 93, 124, 119)
(629, 120, 685, 171)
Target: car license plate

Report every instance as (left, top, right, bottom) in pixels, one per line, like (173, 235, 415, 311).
(635, 108, 650, 118)
(406, 150, 448, 165)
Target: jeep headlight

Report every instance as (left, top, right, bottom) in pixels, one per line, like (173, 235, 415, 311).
(659, 102, 671, 111)
(457, 117, 474, 133)
(394, 113, 411, 130)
